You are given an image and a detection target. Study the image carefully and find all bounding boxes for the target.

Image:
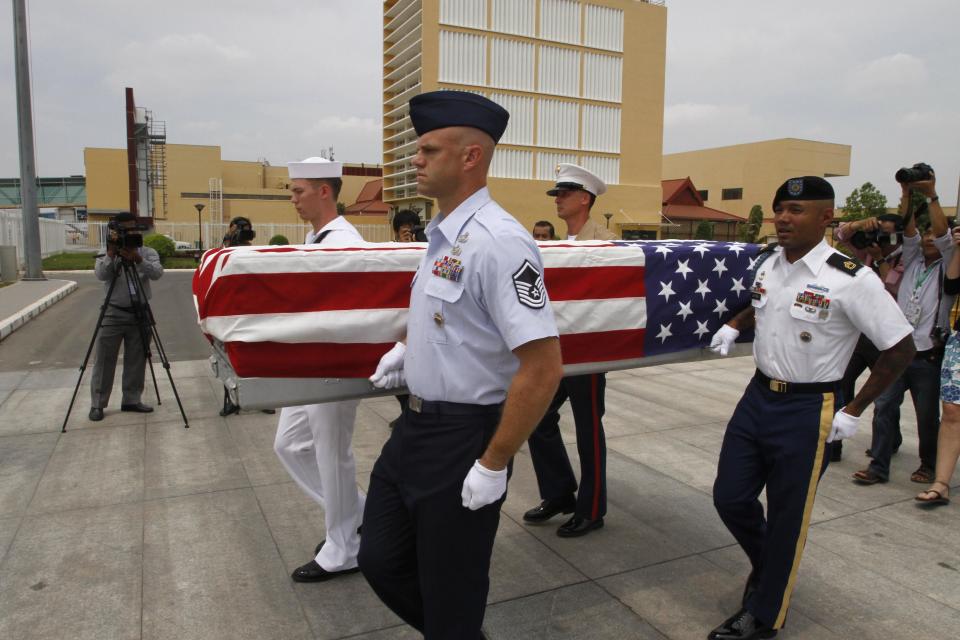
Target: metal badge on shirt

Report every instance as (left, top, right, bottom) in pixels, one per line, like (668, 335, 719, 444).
(512, 260, 546, 309)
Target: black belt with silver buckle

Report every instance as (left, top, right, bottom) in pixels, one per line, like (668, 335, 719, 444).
(754, 370, 840, 394)
(407, 394, 503, 416)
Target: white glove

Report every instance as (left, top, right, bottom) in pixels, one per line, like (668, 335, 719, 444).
(709, 324, 740, 356)
(369, 342, 406, 389)
(827, 408, 860, 443)
(461, 460, 507, 510)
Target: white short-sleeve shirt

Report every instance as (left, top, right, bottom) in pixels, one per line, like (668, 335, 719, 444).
(750, 240, 913, 383)
(305, 216, 363, 246)
(405, 187, 559, 404)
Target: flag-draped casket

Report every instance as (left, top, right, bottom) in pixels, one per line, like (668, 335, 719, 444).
(193, 240, 760, 382)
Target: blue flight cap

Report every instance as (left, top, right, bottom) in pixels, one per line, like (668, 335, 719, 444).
(408, 91, 510, 144)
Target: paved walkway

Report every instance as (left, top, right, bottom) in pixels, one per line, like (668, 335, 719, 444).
(0, 356, 958, 639)
(0, 279, 77, 341)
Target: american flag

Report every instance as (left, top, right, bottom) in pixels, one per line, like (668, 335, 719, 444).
(193, 240, 760, 378)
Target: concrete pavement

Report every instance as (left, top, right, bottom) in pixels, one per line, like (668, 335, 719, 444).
(0, 278, 77, 342)
(1, 355, 958, 639)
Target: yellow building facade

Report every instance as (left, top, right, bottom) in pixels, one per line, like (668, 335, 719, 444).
(84, 144, 386, 239)
(662, 138, 852, 220)
(383, 0, 667, 237)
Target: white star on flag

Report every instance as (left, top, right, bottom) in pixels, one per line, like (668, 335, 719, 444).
(677, 300, 693, 320)
(695, 279, 712, 299)
(731, 277, 746, 295)
(713, 258, 728, 277)
(659, 280, 676, 302)
(675, 259, 693, 279)
(694, 320, 711, 338)
(656, 323, 673, 343)
(713, 299, 729, 317)
(654, 245, 672, 257)
(748, 256, 759, 270)
(728, 244, 746, 255)
(692, 244, 711, 257)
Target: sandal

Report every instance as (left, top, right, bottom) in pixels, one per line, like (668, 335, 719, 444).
(852, 469, 888, 485)
(910, 466, 935, 484)
(915, 483, 950, 506)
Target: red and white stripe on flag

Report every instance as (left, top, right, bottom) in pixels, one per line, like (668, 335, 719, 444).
(193, 241, 646, 378)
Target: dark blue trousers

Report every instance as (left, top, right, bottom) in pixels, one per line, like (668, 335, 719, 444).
(527, 373, 607, 519)
(358, 404, 504, 640)
(713, 377, 836, 629)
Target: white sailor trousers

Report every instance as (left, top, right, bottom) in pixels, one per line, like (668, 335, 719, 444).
(274, 399, 364, 571)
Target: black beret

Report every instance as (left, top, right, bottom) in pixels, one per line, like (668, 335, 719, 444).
(773, 176, 835, 209)
(409, 90, 509, 143)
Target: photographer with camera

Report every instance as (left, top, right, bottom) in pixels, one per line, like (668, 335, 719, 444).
(88, 213, 164, 421)
(392, 208, 425, 243)
(854, 165, 954, 486)
(834, 214, 906, 460)
(221, 216, 256, 248)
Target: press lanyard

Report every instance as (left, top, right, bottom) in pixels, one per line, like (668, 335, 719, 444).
(912, 262, 939, 299)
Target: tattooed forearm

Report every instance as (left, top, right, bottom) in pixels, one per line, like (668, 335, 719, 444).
(845, 335, 915, 415)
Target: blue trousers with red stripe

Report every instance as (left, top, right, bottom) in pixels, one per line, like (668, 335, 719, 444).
(713, 377, 837, 629)
(527, 373, 607, 520)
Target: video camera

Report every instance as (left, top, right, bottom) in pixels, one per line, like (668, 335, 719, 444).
(895, 162, 934, 184)
(224, 217, 256, 247)
(107, 214, 148, 250)
(848, 214, 905, 250)
(412, 224, 427, 242)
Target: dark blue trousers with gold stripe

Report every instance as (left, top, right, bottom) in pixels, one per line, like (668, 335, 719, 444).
(713, 375, 838, 629)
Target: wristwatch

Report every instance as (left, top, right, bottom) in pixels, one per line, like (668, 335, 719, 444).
(926, 195, 939, 204)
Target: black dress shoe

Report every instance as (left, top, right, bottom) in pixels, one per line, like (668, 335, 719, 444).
(556, 515, 604, 538)
(89, 407, 104, 421)
(291, 560, 360, 583)
(523, 497, 576, 524)
(121, 403, 153, 413)
(708, 609, 776, 640)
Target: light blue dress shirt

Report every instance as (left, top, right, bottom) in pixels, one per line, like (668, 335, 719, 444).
(405, 187, 559, 405)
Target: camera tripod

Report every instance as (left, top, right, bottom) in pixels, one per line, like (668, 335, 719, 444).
(61, 254, 189, 432)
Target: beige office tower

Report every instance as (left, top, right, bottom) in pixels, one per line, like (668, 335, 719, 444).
(382, 0, 667, 238)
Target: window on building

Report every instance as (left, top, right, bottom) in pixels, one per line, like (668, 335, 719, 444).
(697, 189, 709, 201)
(722, 188, 743, 200)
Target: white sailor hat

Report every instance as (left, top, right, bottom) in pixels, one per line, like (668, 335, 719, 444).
(287, 156, 343, 179)
(546, 163, 607, 197)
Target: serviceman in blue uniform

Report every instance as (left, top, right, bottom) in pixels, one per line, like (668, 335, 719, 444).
(523, 163, 615, 537)
(706, 177, 916, 640)
(358, 91, 564, 639)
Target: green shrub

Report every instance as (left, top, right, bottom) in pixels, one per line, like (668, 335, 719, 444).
(143, 234, 175, 259)
(268, 234, 289, 245)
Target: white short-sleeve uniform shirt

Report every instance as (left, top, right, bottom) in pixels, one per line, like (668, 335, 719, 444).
(750, 240, 913, 383)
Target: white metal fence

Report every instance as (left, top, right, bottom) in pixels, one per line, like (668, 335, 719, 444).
(62, 221, 394, 252)
(0, 210, 66, 267)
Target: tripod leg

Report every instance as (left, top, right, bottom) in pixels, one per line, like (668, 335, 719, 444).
(127, 263, 190, 429)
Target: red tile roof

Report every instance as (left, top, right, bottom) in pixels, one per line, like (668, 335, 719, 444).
(344, 179, 389, 216)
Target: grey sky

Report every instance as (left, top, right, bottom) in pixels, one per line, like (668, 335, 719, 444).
(1, 0, 958, 206)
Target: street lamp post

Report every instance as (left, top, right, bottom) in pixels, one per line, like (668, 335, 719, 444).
(194, 203, 205, 250)
(603, 212, 613, 229)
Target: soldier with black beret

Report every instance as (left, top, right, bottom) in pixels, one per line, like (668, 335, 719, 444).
(705, 176, 916, 639)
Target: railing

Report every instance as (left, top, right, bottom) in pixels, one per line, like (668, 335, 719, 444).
(0, 210, 66, 267)
(59, 221, 395, 253)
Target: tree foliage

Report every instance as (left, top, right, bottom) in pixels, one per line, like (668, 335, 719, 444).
(694, 220, 714, 240)
(841, 182, 888, 221)
(268, 234, 289, 245)
(738, 204, 764, 243)
(143, 234, 175, 259)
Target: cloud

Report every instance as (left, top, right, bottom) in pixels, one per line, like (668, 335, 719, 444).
(844, 53, 929, 96)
